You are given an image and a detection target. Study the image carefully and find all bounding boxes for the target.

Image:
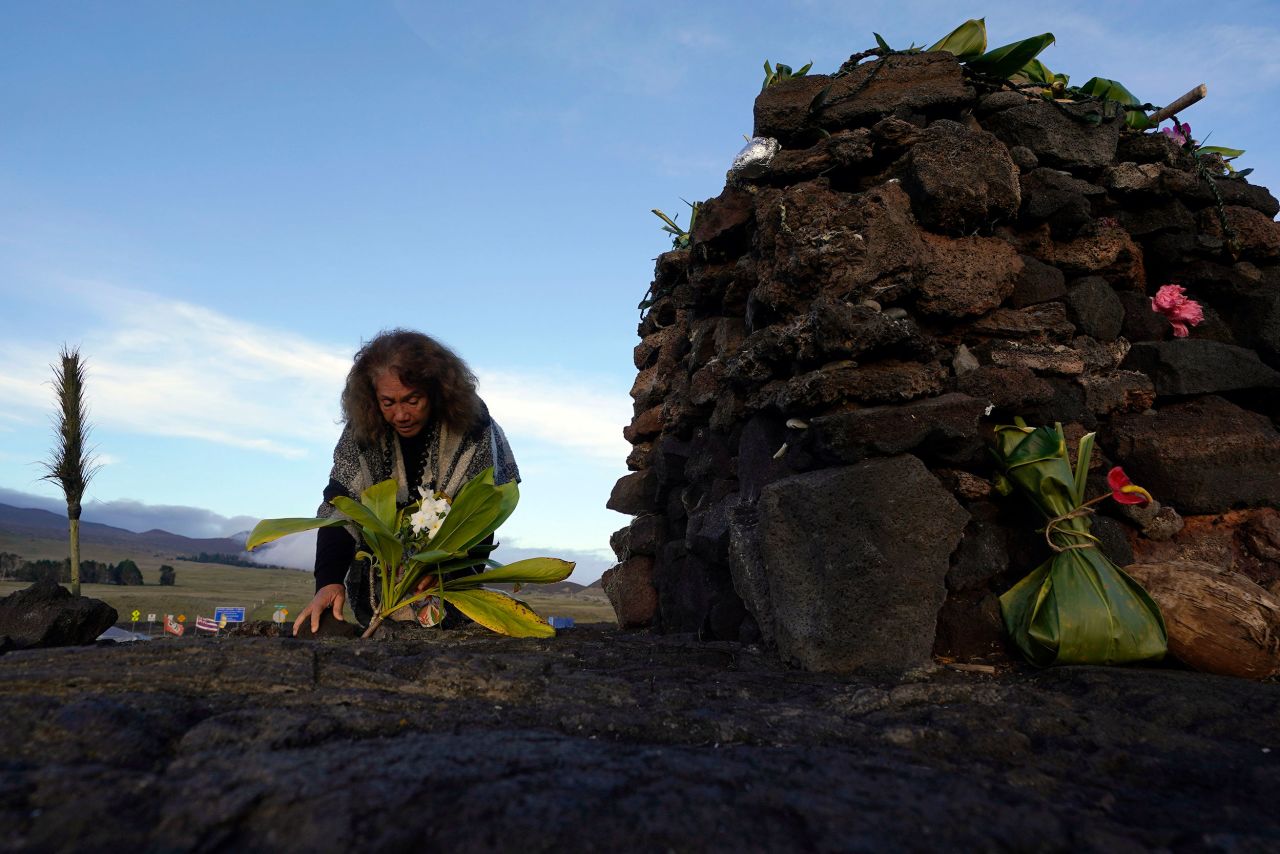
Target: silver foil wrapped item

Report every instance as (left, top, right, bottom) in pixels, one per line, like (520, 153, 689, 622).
(727, 136, 780, 181)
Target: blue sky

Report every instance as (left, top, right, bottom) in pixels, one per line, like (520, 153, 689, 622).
(2, 1, 1278, 583)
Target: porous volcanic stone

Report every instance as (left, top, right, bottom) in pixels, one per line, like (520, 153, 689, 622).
(971, 303, 1074, 340)
(1215, 179, 1280, 219)
(1222, 281, 1280, 361)
(754, 52, 974, 143)
(1065, 276, 1124, 341)
(602, 556, 658, 629)
(1019, 168, 1104, 237)
(759, 129, 875, 184)
(1122, 340, 1280, 396)
(0, 581, 117, 650)
(916, 232, 1023, 316)
(1077, 370, 1156, 416)
(607, 470, 659, 516)
(987, 342, 1086, 375)
(805, 393, 989, 466)
(1010, 255, 1066, 307)
(1107, 396, 1280, 514)
(1199, 205, 1280, 260)
(751, 181, 923, 319)
(776, 360, 946, 410)
(755, 455, 969, 673)
(902, 120, 1020, 234)
(955, 365, 1055, 411)
(1035, 224, 1145, 283)
(984, 99, 1122, 169)
(691, 186, 755, 260)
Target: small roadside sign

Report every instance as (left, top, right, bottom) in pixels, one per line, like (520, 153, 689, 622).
(213, 606, 246, 623)
(272, 605, 288, 625)
(164, 614, 185, 637)
(131, 609, 140, 622)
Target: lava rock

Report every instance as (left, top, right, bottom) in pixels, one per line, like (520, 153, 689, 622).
(916, 232, 1023, 316)
(1077, 370, 1156, 416)
(1107, 396, 1280, 514)
(602, 556, 658, 629)
(1034, 224, 1145, 284)
(754, 52, 974, 143)
(293, 610, 361, 639)
(751, 181, 923, 319)
(902, 120, 1020, 234)
(805, 393, 990, 467)
(755, 455, 968, 673)
(955, 365, 1055, 411)
(0, 581, 118, 650)
(1199, 205, 1280, 260)
(1019, 168, 1104, 237)
(1064, 276, 1124, 341)
(1122, 340, 1280, 396)
(971, 303, 1075, 340)
(1010, 255, 1067, 307)
(776, 360, 946, 411)
(607, 470, 660, 516)
(984, 99, 1122, 169)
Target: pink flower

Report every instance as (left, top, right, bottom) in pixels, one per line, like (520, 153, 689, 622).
(1107, 467, 1152, 507)
(1151, 284, 1204, 338)
(1160, 121, 1192, 146)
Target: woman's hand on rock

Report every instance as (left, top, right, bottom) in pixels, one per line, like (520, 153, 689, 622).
(294, 583, 346, 637)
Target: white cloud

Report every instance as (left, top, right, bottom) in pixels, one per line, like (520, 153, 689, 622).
(0, 279, 632, 471)
(0, 282, 351, 459)
(478, 369, 630, 463)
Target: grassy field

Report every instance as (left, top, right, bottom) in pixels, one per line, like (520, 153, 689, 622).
(0, 532, 617, 626)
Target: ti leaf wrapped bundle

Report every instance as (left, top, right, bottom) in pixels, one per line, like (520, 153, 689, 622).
(993, 422, 1166, 666)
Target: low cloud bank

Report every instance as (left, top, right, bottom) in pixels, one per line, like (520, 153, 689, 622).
(0, 486, 256, 540)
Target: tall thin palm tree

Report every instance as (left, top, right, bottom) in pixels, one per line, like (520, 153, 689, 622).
(40, 347, 99, 597)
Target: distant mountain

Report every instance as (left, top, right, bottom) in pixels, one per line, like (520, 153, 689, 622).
(0, 502, 248, 556)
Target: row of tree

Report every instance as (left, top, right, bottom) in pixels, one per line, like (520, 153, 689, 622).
(0, 553, 175, 586)
(178, 551, 283, 569)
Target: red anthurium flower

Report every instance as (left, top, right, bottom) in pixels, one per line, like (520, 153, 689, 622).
(1107, 466, 1152, 506)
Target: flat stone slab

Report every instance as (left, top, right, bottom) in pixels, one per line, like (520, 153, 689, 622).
(1, 627, 1278, 851)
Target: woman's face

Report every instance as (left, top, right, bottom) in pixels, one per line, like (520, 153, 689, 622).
(374, 372, 430, 438)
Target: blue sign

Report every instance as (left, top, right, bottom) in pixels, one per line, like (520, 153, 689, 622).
(548, 616, 575, 629)
(213, 606, 247, 623)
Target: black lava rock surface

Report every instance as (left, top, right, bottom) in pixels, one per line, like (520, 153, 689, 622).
(1, 624, 1277, 852)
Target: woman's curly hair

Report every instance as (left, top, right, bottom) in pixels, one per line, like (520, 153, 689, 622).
(341, 329, 483, 446)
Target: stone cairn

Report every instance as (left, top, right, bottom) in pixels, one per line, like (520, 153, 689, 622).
(604, 52, 1280, 673)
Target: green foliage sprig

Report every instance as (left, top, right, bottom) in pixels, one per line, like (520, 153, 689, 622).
(40, 346, 99, 597)
(651, 199, 700, 250)
(247, 467, 574, 638)
(761, 60, 812, 90)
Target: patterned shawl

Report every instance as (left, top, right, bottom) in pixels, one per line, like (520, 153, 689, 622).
(317, 405, 519, 525)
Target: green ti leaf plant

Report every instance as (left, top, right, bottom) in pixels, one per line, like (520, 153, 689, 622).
(761, 59, 813, 91)
(246, 467, 575, 638)
(651, 199, 701, 251)
(991, 421, 1167, 667)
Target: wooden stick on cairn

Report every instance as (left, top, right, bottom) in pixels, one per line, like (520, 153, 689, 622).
(1148, 83, 1208, 126)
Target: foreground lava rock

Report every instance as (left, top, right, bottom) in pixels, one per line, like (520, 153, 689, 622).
(0, 581, 117, 650)
(0, 629, 1277, 851)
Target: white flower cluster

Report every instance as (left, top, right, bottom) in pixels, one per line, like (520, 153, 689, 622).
(409, 489, 451, 541)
